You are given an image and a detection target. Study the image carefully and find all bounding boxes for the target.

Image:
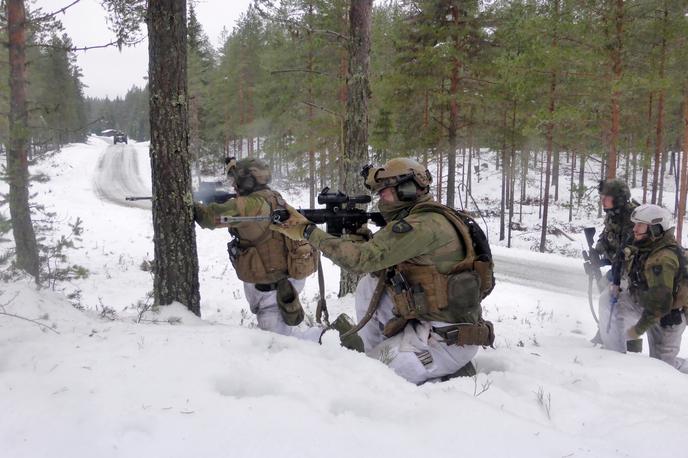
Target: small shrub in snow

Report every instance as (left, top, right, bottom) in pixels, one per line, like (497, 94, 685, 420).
(535, 386, 552, 419)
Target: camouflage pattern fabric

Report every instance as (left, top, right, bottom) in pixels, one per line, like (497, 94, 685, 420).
(194, 194, 270, 230)
(595, 201, 637, 264)
(626, 230, 681, 335)
(307, 195, 466, 275)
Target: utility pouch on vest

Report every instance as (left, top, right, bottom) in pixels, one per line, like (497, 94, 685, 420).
(387, 265, 448, 319)
(433, 320, 495, 347)
(276, 278, 304, 326)
(446, 271, 481, 322)
(473, 256, 494, 299)
(286, 239, 318, 280)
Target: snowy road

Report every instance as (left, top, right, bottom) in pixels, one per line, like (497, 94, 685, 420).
(492, 248, 588, 297)
(93, 141, 588, 296)
(93, 143, 151, 209)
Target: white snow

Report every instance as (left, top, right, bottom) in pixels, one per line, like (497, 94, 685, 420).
(0, 138, 686, 458)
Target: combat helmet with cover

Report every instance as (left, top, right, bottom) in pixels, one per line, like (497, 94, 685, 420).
(598, 178, 631, 210)
(225, 157, 271, 195)
(361, 157, 432, 201)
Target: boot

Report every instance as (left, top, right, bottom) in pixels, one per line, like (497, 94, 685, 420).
(626, 338, 643, 353)
(440, 361, 477, 382)
(330, 313, 364, 353)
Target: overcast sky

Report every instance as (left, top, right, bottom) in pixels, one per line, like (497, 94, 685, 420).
(33, 0, 253, 99)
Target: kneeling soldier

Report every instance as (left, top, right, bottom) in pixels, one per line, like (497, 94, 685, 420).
(272, 158, 495, 384)
(194, 157, 322, 342)
(606, 203, 688, 373)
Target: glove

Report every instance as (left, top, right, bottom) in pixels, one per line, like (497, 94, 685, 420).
(342, 224, 372, 242)
(270, 205, 310, 241)
(626, 326, 641, 340)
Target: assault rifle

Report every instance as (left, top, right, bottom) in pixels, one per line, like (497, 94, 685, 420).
(582, 227, 603, 286)
(126, 181, 236, 205)
(218, 187, 386, 236)
(582, 227, 602, 326)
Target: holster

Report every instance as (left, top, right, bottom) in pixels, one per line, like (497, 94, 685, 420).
(433, 320, 495, 347)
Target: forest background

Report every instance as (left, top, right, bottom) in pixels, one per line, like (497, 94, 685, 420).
(2, 0, 688, 255)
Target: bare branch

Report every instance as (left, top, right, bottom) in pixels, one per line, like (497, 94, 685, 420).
(31, 0, 83, 23)
(300, 101, 340, 118)
(0, 312, 60, 334)
(271, 68, 331, 77)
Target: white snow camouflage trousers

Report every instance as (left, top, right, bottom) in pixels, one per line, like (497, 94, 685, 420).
(598, 283, 688, 373)
(355, 274, 479, 384)
(243, 278, 323, 342)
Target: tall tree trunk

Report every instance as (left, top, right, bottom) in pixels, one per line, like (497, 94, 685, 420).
(148, 0, 200, 315)
(446, 5, 462, 209)
(540, 0, 559, 253)
(678, 87, 688, 242)
(652, 7, 667, 205)
(643, 93, 653, 203)
(7, 0, 39, 280)
(339, 0, 372, 297)
(499, 110, 507, 241)
(607, 0, 624, 178)
(307, 9, 316, 208)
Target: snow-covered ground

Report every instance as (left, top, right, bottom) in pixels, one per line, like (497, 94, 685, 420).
(1, 138, 687, 458)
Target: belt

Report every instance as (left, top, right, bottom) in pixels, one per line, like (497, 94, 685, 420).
(255, 282, 279, 292)
(432, 320, 495, 347)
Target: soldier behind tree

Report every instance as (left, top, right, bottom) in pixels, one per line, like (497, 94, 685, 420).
(193, 158, 322, 341)
(272, 158, 495, 384)
(601, 204, 688, 373)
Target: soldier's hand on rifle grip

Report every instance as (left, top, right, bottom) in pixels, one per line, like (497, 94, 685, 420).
(270, 204, 311, 241)
(609, 283, 620, 300)
(343, 224, 372, 243)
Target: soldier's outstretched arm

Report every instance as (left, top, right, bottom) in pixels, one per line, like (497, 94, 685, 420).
(307, 213, 453, 274)
(194, 196, 269, 229)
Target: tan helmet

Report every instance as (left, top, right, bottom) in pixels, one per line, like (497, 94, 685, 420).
(225, 157, 271, 193)
(361, 157, 432, 196)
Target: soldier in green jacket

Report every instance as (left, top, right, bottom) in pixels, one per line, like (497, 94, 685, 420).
(595, 179, 640, 350)
(194, 158, 322, 342)
(272, 158, 495, 384)
(604, 203, 688, 373)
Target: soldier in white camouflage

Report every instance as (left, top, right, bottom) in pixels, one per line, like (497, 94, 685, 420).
(272, 158, 495, 384)
(602, 204, 688, 373)
(595, 179, 641, 351)
(193, 158, 323, 342)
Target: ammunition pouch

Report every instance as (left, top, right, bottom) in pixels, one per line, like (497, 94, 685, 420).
(386, 265, 447, 320)
(276, 278, 304, 326)
(432, 320, 495, 347)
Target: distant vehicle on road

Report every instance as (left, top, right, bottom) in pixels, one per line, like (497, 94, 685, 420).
(113, 132, 128, 144)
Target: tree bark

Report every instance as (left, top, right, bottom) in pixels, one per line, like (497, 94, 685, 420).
(339, 0, 372, 297)
(652, 6, 667, 205)
(7, 0, 40, 280)
(147, 0, 201, 315)
(607, 0, 624, 179)
(678, 86, 688, 242)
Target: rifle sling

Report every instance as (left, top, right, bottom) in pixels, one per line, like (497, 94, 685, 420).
(340, 271, 386, 339)
(315, 251, 329, 326)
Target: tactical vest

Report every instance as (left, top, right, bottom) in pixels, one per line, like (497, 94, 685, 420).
(228, 189, 318, 284)
(386, 201, 495, 324)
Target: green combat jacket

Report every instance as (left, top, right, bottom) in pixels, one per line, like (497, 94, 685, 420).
(307, 195, 466, 276)
(194, 193, 270, 230)
(625, 231, 681, 335)
(595, 201, 636, 264)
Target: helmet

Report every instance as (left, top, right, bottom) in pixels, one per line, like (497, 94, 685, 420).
(630, 204, 674, 237)
(225, 157, 271, 193)
(361, 157, 432, 200)
(598, 178, 631, 208)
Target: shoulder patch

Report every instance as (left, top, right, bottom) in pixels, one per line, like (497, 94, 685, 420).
(392, 219, 413, 234)
(652, 265, 663, 276)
